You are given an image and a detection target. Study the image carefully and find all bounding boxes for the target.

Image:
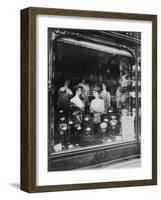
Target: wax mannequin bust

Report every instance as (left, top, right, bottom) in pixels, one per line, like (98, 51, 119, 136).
(100, 82, 111, 113)
(90, 87, 105, 124)
(70, 85, 85, 124)
(70, 85, 84, 110)
(58, 80, 73, 111)
(90, 87, 105, 114)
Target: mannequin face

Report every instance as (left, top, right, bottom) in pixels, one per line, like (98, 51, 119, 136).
(102, 83, 106, 90)
(93, 91, 99, 98)
(76, 88, 82, 96)
(64, 80, 70, 87)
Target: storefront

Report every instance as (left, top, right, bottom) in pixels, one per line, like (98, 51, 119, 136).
(48, 29, 141, 171)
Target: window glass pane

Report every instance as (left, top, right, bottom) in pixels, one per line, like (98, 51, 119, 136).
(48, 29, 141, 155)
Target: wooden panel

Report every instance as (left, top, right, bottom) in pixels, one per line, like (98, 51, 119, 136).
(48, 141, 140, 171)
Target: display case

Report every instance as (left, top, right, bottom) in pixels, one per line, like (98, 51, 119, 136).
(48, 29, 141, 171)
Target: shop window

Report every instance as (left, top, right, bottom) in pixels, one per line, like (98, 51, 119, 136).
(48, 28, 141, 155)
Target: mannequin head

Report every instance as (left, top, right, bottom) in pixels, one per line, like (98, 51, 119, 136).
(93, 87, 101, 98)
(64, 80, 70, 87)
(74, 85, 83, 96)
(102, 82, 107, 90)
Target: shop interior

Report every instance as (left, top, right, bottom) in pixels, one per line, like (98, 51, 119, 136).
(49, 35, 141, 153)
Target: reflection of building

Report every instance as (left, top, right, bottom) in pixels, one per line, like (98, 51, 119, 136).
(48, 29, 141, 171)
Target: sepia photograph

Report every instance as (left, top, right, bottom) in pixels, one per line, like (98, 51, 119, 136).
(48, 28, 141, 171)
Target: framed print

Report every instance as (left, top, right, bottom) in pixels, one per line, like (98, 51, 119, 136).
(20, 7, 157, 192)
